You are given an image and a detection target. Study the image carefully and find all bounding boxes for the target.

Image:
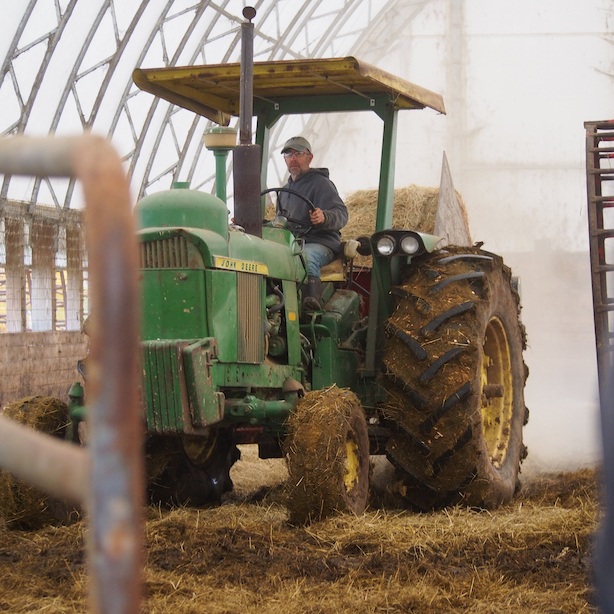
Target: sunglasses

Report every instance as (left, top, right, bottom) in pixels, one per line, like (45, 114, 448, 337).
(282, 150, 310, 159)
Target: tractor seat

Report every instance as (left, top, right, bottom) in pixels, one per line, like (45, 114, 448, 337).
(320, 239, 360, 282)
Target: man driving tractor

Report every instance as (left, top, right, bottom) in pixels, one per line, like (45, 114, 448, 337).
(279, 136, 348, 311)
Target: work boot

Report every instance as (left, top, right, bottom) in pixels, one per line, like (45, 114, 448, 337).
(302, 275, 322, 311)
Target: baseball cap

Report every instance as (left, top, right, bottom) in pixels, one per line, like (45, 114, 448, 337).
(281, 136, 312, 153)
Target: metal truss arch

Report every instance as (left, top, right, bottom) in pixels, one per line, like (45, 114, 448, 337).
(0, 0, 432, 211)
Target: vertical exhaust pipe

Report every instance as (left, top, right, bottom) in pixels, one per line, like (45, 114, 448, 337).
(233, 6, 262, 238)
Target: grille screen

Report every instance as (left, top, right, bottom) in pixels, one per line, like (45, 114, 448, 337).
(141, 341, 186, 433)
(140, 236, 190, 269)
(237, 272, 264, 363)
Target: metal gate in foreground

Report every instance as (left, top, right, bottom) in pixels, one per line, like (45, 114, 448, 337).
(0, 135, 142, 614)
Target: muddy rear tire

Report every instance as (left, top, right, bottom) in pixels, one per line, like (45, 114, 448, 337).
(284, 386, 370, 524)
(382, 247, 528, 510)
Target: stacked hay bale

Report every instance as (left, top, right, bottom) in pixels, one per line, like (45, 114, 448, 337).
(343, 185, 469, 265)
(342, 185, 441, 239)
(0, 396, 75, 529)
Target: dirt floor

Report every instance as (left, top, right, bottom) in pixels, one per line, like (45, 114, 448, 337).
(0, 447, 600, 613)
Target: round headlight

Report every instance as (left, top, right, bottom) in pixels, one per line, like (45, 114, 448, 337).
(400, 235, 420, 254)
(376, 235, 396, 256)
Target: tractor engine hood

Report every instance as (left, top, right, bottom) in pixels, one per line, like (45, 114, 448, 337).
(135, 185, 229, 241)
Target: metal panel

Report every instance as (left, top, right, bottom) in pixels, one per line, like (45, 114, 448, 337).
(183, 338, 224, 426)
(139, 236, 205, 269)
(237, 271, 264, 363)
(141, 268, 208, 341)
(140, 236, 189, 269)
(141, 340, 189, 433)
(434, 152, 472, 247)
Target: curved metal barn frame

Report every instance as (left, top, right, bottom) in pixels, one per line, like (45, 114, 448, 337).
(0, 0, 434, 211)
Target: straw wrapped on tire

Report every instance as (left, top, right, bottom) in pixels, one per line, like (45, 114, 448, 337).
(284, 386, 370, 524)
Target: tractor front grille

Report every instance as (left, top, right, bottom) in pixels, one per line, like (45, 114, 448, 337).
(141, 340, 187, 433)
(237, 272, 264, 363)
(140, 236, 193, 269)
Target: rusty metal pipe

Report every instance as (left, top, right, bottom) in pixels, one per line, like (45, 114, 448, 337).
(0, 134, 142, 614)
(0, 414, 88, 504)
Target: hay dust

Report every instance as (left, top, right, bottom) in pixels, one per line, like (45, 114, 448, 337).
(0, 448, 600, 613)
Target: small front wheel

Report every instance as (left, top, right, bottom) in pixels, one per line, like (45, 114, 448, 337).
(284, 386, 370, 523)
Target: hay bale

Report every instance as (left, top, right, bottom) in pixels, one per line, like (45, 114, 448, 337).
(342, 185, 442, 239)
(267, 185, 469, 266)
(3, 395, 69, 435)
(264, 184, 469, 243)
(0, 396, 72, 529)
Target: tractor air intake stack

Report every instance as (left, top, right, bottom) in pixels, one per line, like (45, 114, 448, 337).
(232, 6, 262, 238)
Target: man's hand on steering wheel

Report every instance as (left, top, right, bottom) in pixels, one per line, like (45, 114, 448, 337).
(261, 187, 316, 236)
(309, 208, 325, 225)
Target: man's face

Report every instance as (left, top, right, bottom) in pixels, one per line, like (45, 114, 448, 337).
(284, 149, 313, 180)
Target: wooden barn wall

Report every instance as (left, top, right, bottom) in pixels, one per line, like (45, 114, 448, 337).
(0, 331, 86, 408)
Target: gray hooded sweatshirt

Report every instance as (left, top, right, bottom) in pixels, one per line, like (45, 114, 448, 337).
(280, 168, 348, 253)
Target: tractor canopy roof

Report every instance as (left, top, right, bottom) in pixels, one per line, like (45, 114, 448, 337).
(132, 56, 445, 125)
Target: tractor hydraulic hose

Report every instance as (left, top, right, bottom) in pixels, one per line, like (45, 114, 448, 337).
(267, 284, 285, 314)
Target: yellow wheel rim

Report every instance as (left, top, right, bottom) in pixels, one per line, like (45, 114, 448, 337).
(343, 438, 360, 492)
(481, 316, 514, 468)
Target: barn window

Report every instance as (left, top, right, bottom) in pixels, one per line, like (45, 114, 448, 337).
(0, 207, 88, 333)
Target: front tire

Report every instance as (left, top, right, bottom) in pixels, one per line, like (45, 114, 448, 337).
(382, 246, 528, 510)
(284, 386, 370, 523)
(146, 428, 240, 507)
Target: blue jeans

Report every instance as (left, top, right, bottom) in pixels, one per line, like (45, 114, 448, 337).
(303, 243, 334, 277)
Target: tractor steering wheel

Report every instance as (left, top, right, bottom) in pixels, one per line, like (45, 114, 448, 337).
(261, 187, 315, 237)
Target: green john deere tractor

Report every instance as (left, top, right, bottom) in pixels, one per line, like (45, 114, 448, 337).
(69, 10, 528, 522)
